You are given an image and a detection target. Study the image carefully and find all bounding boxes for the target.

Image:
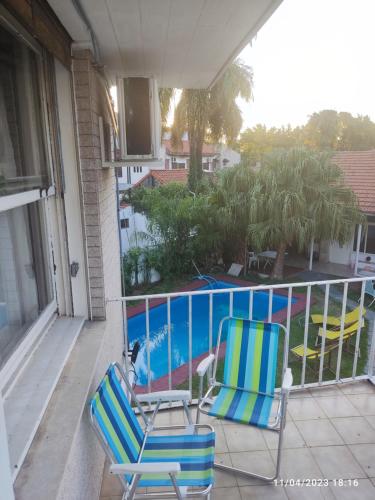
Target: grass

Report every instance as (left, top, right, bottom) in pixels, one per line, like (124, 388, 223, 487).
(177, 282, 369, 399)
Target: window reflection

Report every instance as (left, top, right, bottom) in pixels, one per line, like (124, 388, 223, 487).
(0, 201, 53, 368)
(0, 25, 49, 196)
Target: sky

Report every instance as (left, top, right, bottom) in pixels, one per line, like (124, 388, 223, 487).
(237, 0, 375, 130)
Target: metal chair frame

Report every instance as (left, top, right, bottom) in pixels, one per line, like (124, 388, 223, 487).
(90, 362, 213, 500)
(196, 317, 293, 482)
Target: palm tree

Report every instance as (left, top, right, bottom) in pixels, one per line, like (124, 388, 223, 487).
(211, 164, 256, 267)
(248, 148, 364, 279)
(170, 60, 253, 190)
(159, 87, 174, 136)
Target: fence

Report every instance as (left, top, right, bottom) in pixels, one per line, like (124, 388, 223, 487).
(109, 276, 375, 397)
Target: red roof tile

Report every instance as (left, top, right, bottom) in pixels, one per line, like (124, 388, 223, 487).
(332, 151, 375, 214)
(150, 169, 188, 185)
(163, 139, 216, 156)
(132, 168, 188, 188)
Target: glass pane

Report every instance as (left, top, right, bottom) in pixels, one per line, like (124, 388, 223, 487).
(365, 225, 375, 254)
(0, 200, 53, 369)
(0, 25, 49, 196)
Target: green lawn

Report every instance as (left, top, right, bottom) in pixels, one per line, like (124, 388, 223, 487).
(177, 283, 369, 398)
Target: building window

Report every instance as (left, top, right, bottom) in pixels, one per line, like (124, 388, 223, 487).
(354, 223, 375, 254)
(0, 23, 55, 371)
(121, 218, 129, 229)
(172, 161, 185, 169)
(0, 200, 53, 369)
(0, 25, 49, 197)
(115, 166, 123, 177)
(133, 166, 143, 173)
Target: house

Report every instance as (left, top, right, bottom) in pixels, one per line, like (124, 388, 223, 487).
(162, 132, 241, 172)
(0, 1, 285, 499)
(115, 135, 240, 192)
(328, 151, 375, 274)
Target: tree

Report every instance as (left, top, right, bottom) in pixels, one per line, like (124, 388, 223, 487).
(171, 60, 253, 190)
(239, 124, 304, 163)
(248, 148, 364, 279)
(159, 88, 174, 136)
(239, 111, 375, 159)
(130, 183, 218, 277)
(210, 164, 256, 266)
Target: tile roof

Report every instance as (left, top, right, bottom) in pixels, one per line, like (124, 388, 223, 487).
(163, 139, 217, 156)
(132, 169, 188, 188)
(150, 169, 188, 185)
(332, 150, 375, 214)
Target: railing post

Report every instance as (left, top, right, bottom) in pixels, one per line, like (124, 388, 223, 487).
(0, 394, 15, 500)
(354, 224, 362, 275)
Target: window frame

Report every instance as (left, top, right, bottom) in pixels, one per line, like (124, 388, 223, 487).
(0, 16, 59, 392)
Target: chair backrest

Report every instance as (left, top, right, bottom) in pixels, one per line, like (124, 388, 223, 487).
(345, 305, 366, 324)
(365, 280, 375, 296)
(222, 318, 279, 395)
(90, 365, 144, 470)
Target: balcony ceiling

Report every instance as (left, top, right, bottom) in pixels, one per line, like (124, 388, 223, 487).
(47, 0, 282, 88)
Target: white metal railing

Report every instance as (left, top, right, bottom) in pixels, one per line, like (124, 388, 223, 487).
(110, 275, 375, 396)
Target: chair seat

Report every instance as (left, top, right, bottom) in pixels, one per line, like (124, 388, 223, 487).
(138, 432, 215, 487)
(208, 387, 274, 428)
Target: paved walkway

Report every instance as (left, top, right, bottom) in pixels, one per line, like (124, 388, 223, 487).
(100, 381, 375, 500)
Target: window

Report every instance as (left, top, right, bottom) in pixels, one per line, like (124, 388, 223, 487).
(0, 23, 55, 373)
(172, 161, 185, 169)
(0, 25, 49, 196)
(354, 223, 375, 254)
(121, 218, 129, 229)
(115, 166, 123, 177)
(0, 200, 53, 369)
(133, 166, 143, 173)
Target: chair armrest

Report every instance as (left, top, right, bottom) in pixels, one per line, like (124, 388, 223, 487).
(281, 368, 293, 393)
(110, 462, 181, 475)
(137, 390, 191, 404)
(196, 354, 215, 377)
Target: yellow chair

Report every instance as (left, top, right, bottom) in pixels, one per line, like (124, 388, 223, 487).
(290, 343, 339, 374)
(316, 319, 364, 357)
(310, 305, 365, 328)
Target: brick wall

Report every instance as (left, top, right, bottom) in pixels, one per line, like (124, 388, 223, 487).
(72, 50, 121, 320)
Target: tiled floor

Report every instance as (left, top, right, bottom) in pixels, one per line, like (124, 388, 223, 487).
(100, 380, 375, 500)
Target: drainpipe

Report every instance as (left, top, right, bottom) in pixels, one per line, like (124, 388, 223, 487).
(71, 0, 101, 65)
(354, 224, 362, 275)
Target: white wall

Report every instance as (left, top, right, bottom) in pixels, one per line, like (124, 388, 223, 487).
(328, 234, 354, 266)
(120, 206, 149, 252)
(218, 146, 240, 169)
(117, 159, 164, 190)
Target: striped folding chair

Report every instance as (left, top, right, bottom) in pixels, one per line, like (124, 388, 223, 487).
(90, 363, 215, 499)
(196, 317, 292, 482)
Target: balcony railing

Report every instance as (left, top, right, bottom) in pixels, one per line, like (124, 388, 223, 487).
(109, 275, 375, 397)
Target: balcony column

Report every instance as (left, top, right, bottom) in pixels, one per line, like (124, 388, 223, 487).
(0, 394, 14, 500)
(354, 224, 362, 275)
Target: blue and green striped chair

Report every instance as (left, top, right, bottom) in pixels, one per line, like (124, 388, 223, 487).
(90, 363, 215, 499)
(196, 317, 292, 482)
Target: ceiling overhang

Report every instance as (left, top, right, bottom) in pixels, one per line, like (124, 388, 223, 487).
(47, 0, 282, 88)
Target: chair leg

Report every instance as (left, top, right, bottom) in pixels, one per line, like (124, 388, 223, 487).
(214, 394, 288, 482)
(170, 473, 184, 500)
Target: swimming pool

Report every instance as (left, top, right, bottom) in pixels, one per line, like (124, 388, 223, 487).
(128, 280, 296, 385)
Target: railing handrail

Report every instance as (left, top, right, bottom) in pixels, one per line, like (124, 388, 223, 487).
(108, 274, 375, 303)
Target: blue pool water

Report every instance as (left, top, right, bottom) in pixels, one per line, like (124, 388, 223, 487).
(128, 280, 295, 385)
